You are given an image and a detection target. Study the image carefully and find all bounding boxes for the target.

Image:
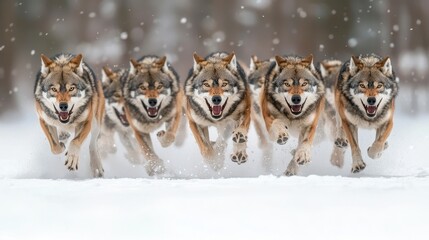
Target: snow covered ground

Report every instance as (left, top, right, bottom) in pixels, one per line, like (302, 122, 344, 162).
(0, 87, 429, 239)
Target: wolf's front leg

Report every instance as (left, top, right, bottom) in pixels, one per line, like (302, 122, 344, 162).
(89, 119, 104, 178)
(135, 131, 165, 176)
(157, 92, 183, 147)
(231, 97, 251, 164)
(66, 119, 92, 172)
(39, 118, 65, 154)
(342, 121, 366, 173)
(368, 119, 393, 159)
(118, 130, 141, 164)
(269, 119, 289, 145)
(330, 117, 347, 168)
(98, 127, 117, 159)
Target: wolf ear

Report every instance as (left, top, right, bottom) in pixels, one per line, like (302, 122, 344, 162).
(250, 55, 259, 72)
(70, 54, 84, 76)
(320, 63, 328, 78)
(193, 52, 205, 72)
(102, 67, 114, 83)
(223, 52, 237, 71)
(156, 56, 169, 72)
(40, 54, 53, 76)
(275, 55, 287, 67)
(376, 57, 392, 76)
(349, 56, 362, 76)
(302, 54, 316, 72)
(129, 58, 139, 76)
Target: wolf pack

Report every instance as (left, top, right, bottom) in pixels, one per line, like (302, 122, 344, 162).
(34, 51, 399, 177)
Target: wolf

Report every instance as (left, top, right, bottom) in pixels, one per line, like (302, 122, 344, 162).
(248, 55, 274, 170)
(334, 55, 398, 173)
(123, 55, 183, 176)
(318, 59, 346, 167)
(34, 53, 105, 177)
(98, 67, 141, 164)
(185, 52, 251, 170)
(260, 54, 325, 176)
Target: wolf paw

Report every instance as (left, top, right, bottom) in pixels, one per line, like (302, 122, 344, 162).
(269, 123, 289, 145)
(232, 131, 248, 143)
(157, 130, 175, 148)
(351, 160, 366, 173)
(65, 152, 79, 171)
(367, 144, 384, 159)
(330, 147, 345, 168)
(52, 142, 66, 155)
(145, 159, 165, 176)
(294, 147, 311, 165)
(384, 141, 389, 150)
(91, 164, 104, 178)
(285, 160, 298, 176)
(335, 138, 348, 148)
(59, 132, 71, 141)
(231, 150, 248, 164)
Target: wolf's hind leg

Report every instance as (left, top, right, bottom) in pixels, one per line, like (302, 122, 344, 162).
(89, 119, 104, 178)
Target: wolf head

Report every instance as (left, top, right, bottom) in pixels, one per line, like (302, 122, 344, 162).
(343, 55, 398, 119)
(248, 55, 274, 94)
(102, 67, 129, 127)
(124, 56, 179, 120)
(320, 59, 342, 90)
(35, 53, 94, 124)
(266, 54, 324, 117)
(185, 52, 247, 120)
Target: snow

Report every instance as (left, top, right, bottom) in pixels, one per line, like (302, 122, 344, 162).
(0, 177, 428, 240)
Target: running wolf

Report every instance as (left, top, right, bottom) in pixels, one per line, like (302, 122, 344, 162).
(34, 53, 105, 177)
(123, 55, 183, 176)
(260, 54, 325, 176)
(334, 55, 398, 173)
(248, 55, 274, 170)
(185, 52, 251, 170)
(98, 67, 141, 164)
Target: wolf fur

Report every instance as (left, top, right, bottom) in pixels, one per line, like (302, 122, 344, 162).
(318, 60, 346, 168)
(98, 67, 141, 164)
(260, 54, 325, 176)
(248, 55, 274, 171)
(34, 53, 105, 177)
(185, 52, 251, 170)
(334, 55, 398, 173)
(123, 55, 183, 176)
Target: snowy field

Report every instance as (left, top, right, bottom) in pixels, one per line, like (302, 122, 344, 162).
(1, 87, 429, 239)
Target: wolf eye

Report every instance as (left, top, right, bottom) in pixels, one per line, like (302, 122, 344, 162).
(284, 82, 290, 87)
(359, 83, 366, 88)
(221, 82, 228, 87)
(377, 83, 384, 88)
(69, 86, 75, 92)
(50, 87, 58, 92)
(302, 82, 308, 87)
(203, 83, 210, 88)
(157, 84, 163, 90)
(139, 85, 147, 91)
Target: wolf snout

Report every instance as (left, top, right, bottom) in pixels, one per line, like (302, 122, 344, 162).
(148, 98, 157, 107)
(59, 102, 68, 111)
(291, 95, 301, 104)
(367, 97, 376, 106)
(212, 95, 222, 105)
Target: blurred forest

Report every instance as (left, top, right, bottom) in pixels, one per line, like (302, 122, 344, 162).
(0, 0, 427, 117)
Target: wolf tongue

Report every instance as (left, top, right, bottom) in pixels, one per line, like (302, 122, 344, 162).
(212, 105, 222, 116)
(59, 112, 69, 120)
(147, 107, 158, 116)
(291, 105, 301, 112)
(367, 106, 377, 114)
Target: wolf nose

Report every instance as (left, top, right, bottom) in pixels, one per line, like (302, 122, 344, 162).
(148, 98, 157, 107)
(367, 97, 376, 106)
(212, 95, 222, 105)
(59, 102, 68, 111)
(291, 95, 301, 104)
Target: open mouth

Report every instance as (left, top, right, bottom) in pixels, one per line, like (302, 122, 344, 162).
(53, 104, 74, 124)
(114, 107, 129, 126)
(141, 100, 161, 118)
(361, 99, 382, 118)
(205, 98, 228, 119)
(286, 98, 307, 115)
